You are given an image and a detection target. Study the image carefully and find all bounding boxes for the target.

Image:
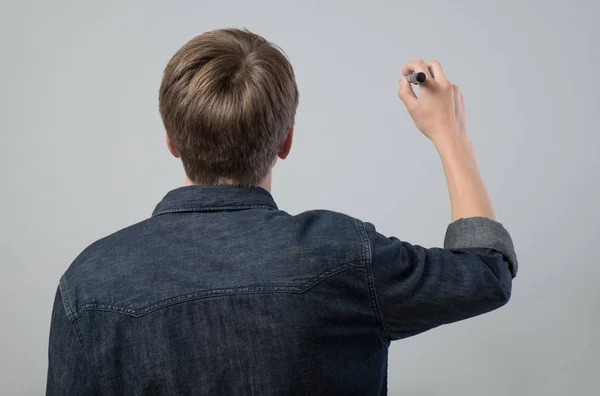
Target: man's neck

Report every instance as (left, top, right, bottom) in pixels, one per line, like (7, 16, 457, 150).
(259, 173, 272, 192)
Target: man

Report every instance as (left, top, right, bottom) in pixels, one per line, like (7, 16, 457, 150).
(47, 28, 517, 395)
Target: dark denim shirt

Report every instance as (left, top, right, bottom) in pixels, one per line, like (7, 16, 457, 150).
(47, 186, 518, 395)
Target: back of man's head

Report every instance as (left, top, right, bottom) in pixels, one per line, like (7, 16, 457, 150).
(159, 28, 299, 187)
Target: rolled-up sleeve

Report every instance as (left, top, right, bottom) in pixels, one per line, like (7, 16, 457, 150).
(362, 217, 518, 341)
(444, 217, 518, 277)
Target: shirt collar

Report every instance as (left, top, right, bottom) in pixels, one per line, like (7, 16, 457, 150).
(152, 185, 278, 217)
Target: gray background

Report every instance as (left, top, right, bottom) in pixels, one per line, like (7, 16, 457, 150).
(1, 0, 598, 394)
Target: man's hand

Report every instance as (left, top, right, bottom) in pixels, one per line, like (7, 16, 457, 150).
(398, 60, 497, 222)
(398, 60, 468, 145)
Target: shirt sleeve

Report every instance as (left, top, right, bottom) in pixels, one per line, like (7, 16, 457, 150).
(46, 287, 92, 395)
(362, 217, 518, 341)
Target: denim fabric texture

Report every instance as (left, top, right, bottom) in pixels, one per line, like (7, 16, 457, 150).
(47, 185, 518, 395)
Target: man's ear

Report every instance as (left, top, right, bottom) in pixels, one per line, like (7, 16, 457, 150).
(277, 126, 294, 160)
(166, 135, 180, 158)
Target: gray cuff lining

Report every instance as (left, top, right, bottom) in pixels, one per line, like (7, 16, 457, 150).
(444, 217, 518, 277)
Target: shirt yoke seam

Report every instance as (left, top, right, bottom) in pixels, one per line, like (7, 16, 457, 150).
(67, 260, 367, 321)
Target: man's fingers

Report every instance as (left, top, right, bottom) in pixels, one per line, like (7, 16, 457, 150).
(426, 61, 448, 83)
(401, 60, 433, 82)
(398, 76, 418, 109)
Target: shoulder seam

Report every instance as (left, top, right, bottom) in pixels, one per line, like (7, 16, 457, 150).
(356, 219, 391, 342)
(56, 284, 94, 385)
(59, 276, 76, 322)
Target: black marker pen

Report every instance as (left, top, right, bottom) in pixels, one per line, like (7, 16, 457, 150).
(405, 72, 427, 84)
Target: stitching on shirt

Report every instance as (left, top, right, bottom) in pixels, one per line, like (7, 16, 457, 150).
(59, 276, 75, 321)
(57, 284, 93, 383)
(357, 219, 391, 342)
(72, 286, 299, 319)
(153, 205, 276, 216)
(69, 308, 91, 362)
(298, 260, 367, 291)
(70, 261, 367, 320)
